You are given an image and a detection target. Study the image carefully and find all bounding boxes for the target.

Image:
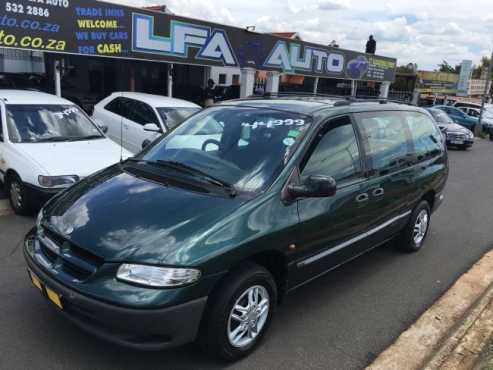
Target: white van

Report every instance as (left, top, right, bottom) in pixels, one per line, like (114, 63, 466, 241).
(0, 90, 131, 215)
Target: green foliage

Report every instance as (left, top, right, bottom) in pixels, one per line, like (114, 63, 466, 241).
(437, 61, 460, 74)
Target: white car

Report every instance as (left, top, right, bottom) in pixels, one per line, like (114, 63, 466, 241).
(0, 90, 131, 215)
(458, 106, 493, 129)
(92, 92, 201, 154)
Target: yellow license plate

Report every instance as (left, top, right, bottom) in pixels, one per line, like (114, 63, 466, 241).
(29, 271, 43, 291)
(46, 287, 63, 309)
(28, 270, 63, 310)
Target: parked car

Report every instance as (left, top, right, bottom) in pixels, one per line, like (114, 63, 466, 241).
(0, 90, 131, 215)
(92, 92, 201, 154)
(458, 106, 493, 132)
(427, 108, 474, 149)
(24, 98, 448, 361)
(433, 105, 478, 132)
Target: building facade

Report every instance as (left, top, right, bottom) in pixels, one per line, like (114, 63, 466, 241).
(468, 79, 491, 97)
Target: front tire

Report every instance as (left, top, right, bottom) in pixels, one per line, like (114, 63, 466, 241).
(399, 201, 431, 252)
(6, 174, 31, 215)
(199, 263, 277, 362)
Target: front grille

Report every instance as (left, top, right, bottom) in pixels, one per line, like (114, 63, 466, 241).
(37, 226, 103, 281)
(447, 133, 467, 140)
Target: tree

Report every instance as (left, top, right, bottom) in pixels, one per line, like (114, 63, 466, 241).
(396, 64, 417, 74)
(437, 60, 459, 73)
(472, 57, 492, 79)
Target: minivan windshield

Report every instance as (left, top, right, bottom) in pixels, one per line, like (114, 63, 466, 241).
(141, 106, 312, 193)
(156, 107, 201, 130)
(6, 104, 103, 143)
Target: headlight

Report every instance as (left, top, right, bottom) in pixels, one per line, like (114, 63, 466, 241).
(116, 264, 201, 288)
(38, 175, 80, 188)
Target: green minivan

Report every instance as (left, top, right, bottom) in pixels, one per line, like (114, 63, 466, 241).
(24, 97, 448, 361)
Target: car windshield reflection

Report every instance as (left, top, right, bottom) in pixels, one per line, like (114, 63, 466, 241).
(140, 106, 312, 193)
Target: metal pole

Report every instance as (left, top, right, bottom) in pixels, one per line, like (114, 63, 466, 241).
(478, 51, 493, 137)
(313, 77, 319, 95)
(54, 60, 62, 97)
(167, 63, 173, 97)
(351, 80, 357, 97)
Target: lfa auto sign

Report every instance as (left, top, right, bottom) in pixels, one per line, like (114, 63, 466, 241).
(132, 13, 238, 66)
(130, 12, 380, 79)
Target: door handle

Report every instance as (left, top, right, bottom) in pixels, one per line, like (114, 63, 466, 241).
(356, 193, 369, 203)
(372, 188, 385, 197)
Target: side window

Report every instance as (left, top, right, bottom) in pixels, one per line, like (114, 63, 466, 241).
(302, 117, 362, 184)
(404, 112, 443, 159)
(104, 97, 123, 116)
(354, 111, 412, 176)
(127, 100, 159, 126)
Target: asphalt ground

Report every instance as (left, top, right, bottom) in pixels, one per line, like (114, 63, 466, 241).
(1, 140, 493, 370)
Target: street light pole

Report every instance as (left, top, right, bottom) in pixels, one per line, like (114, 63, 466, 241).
(478, 51, 493, 136)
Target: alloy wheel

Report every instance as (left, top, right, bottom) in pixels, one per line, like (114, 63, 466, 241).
(227, 285, 270, 349)
(413, 209, 429, 246)
(9, 181, 23, 211)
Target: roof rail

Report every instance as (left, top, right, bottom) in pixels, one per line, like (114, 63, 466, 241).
(247, 92, 415, 106)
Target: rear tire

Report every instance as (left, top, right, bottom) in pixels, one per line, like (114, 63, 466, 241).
(6, 174, 31, 215)
(199, 263, 277, 362)
(398, 201, 431, 252)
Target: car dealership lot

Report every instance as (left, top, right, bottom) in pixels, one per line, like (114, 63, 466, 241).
(1, 141, 493, 370)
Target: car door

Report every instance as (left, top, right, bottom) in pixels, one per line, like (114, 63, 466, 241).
(97, 97, 126, 144)
(125, 99, 163, 152)
(352, 110, 417, 244)
(291, 115, 376, 286)
(444, 107, 461, 122)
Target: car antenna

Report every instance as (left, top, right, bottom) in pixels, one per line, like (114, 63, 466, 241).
(119, 92, 124, 163)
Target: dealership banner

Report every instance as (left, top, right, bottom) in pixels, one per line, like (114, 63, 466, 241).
(0, 0, 397, 82)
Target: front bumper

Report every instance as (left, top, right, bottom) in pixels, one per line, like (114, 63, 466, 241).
(445, 138, 474, 147)
(24, 183, 61, 209)
(24, 240, 208, 351)
(432, 193, 445, 213)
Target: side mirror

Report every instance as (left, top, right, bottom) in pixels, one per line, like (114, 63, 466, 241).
(287, 175, 337, 199)
(142, 139, 151, 149)
(143, 123, 162, 133)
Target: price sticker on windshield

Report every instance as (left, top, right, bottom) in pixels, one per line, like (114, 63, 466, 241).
(241, 119, 306, 129)
(54, 107, 79, 119)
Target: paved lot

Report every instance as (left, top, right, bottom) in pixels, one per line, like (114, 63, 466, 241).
(1, 140, 493, 370)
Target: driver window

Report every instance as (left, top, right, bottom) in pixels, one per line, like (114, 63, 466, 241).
(302, 116, 362, 184)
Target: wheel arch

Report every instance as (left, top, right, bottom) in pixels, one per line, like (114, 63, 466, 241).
(421, 189, 436, 211)
(207, 250, 289, 307)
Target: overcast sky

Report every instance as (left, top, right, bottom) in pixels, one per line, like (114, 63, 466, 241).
(110, 0, 493, 70)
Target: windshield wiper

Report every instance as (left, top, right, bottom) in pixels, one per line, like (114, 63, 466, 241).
(36, 137, 74, 143)
(66, 135, 103, 141)
(154, 160, 237, 197)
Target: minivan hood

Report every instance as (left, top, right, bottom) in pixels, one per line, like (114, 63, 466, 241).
(16, 138, 126, 177)
(42, 166, 246, 265)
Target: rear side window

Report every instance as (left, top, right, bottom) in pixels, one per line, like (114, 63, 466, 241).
(354, 111, 412, 176)
(105, 97, 159, 126)
(105, 97, 124, 116)
(302, 116, 362, 184)
(127, 100, 159, 126)
(404, 112, 443, 160)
